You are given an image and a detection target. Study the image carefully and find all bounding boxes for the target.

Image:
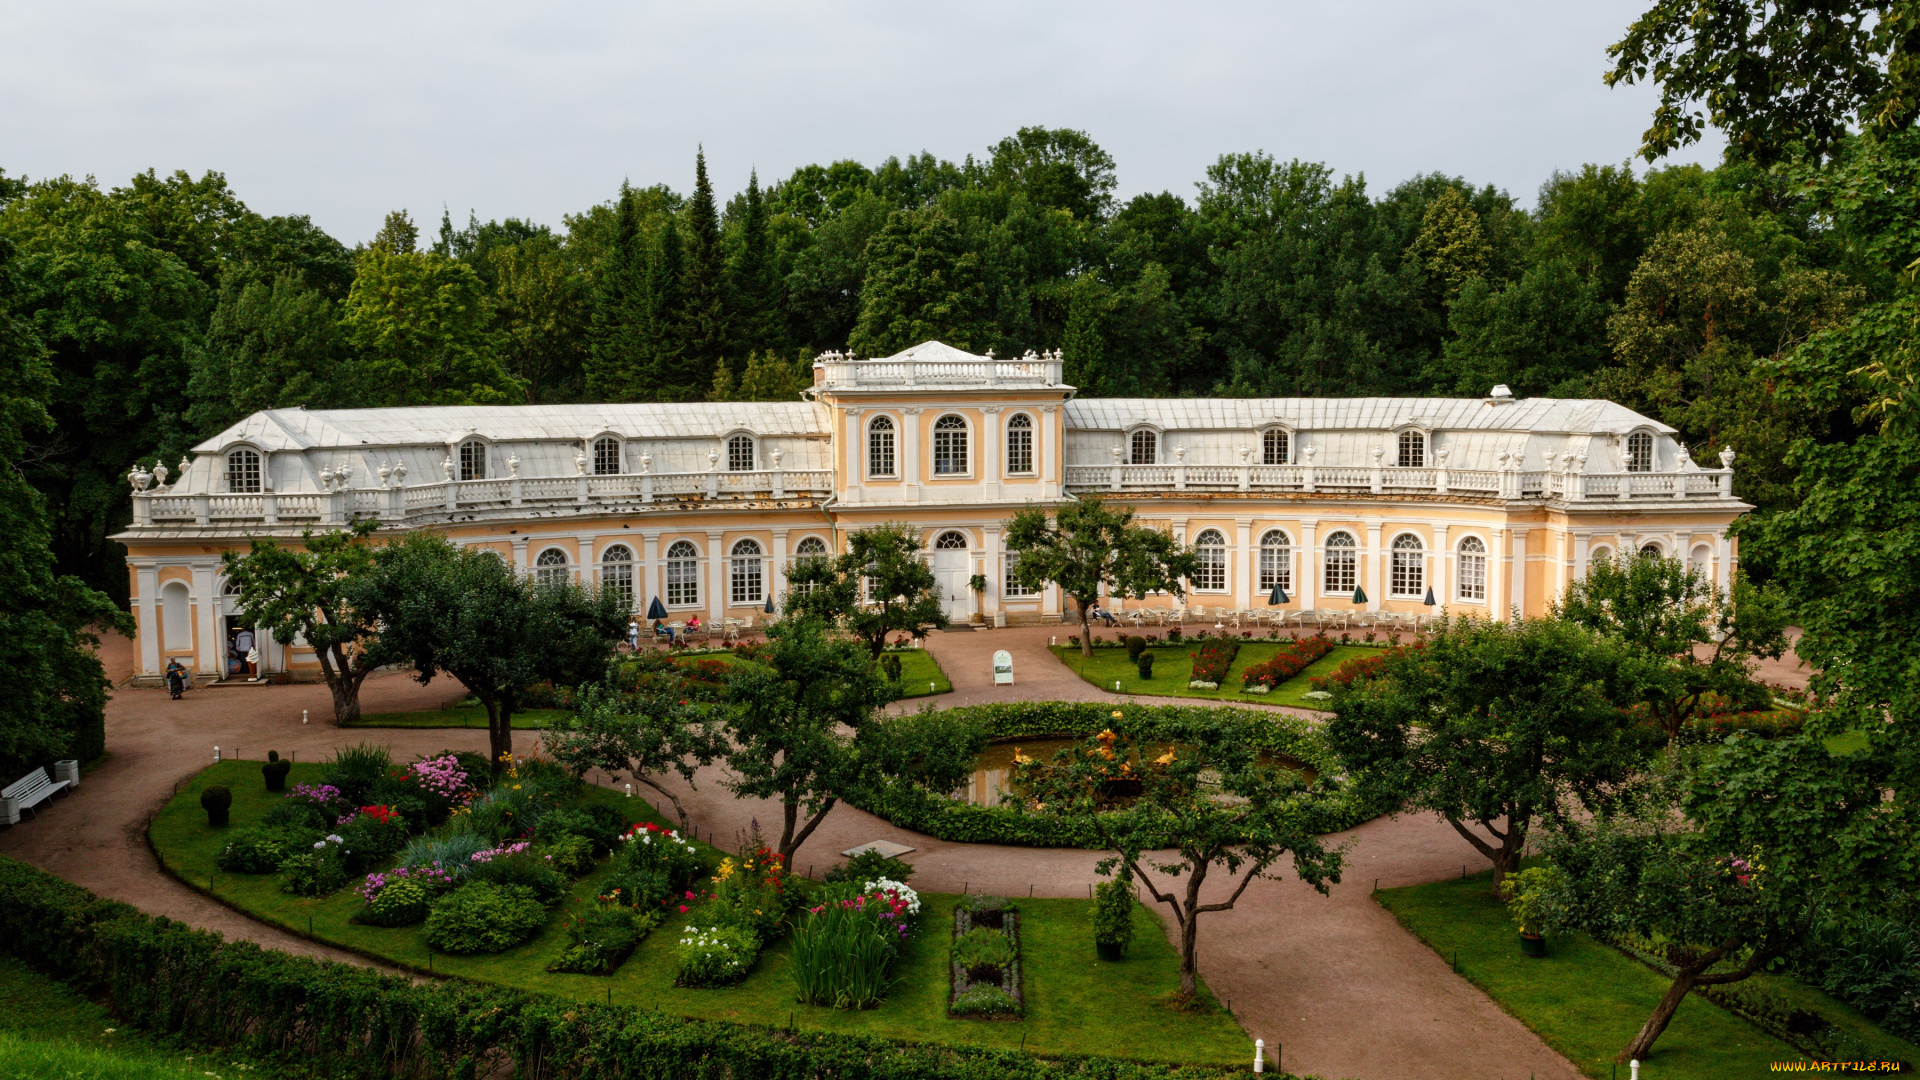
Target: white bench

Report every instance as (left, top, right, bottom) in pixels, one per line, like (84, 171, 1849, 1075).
(1, 768, 69, 825)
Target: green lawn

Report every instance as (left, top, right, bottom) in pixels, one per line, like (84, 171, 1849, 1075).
(0, 952, 261, 1079)
(151, 760, 1247, 1066)
(700, 647, 952, 698)
(1376, 871, 1919, 1078)
(1050, 642, 1375, 708)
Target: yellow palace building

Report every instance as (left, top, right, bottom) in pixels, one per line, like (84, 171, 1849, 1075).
(114, 341, 1748, 683)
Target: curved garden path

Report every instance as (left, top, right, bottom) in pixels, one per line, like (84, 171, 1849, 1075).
(0, 626, 1814, 1079)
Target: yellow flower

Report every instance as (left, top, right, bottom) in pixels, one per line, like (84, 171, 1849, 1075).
(512, 784, 521, 790)
(1111, 710, 1123, 720)
(1012, 747, 1031, 764)
(1155, 750, 1176, 766)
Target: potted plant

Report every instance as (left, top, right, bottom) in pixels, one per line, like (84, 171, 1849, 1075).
(201, 785, 233, 828)
(967, 574, 988, 624)
(1500, 866, 1564, 958)
(1093, 875, 1135, 960)
(261, 750, 290, 792)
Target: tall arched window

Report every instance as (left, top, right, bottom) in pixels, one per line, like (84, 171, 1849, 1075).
(1005, 413, 1034, 474)
(933, 414, 969, 475)
(789, 536, 829, 596)
(730, 539, 764, 604)
(1626, 431, 1654, 472)
(727, 434, 755, 472)
(592, 437, 621, 475)
(1128, 429, 1157, 465)
(1259, 529, 1292, 593)
(665, 540, 700, 606)
(1390, 533, 1425, 598)
(1690, 544, 1712, 579)
(1588, 545, 1614, 566)
(1456, 536, 1487, 601)
(600, 544, 634, 608)
(1323, 531, 1357, 594)
(225, 448, 261, 493)
(1192, 529, 1227, 591)
(1262, 429, 1289, 465)
(534, 547, 570, 588)
(458, 439, 487, 481)
(867, 416, 896, 478)
(1397, 430, 1426, 468)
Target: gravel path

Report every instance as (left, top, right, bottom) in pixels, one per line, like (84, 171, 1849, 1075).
(0, 624, 1812, 1079)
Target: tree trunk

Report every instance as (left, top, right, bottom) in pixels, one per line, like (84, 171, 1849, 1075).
(330, 679, 361, 725)
(779, 793, 836, 871)
(1620, 967, 1699, 1063)
(1176, 860, 1210, 998)
(1080, 607, 1094, 658)
(483, 697, 512, 773)
(636, 774, 692, 834)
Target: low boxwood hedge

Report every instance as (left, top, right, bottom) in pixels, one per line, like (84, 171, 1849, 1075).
(0, 856, 1265, 1080)
(844, 701, 1393, 848)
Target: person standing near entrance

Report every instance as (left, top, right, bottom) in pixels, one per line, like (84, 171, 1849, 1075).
(165, 658, 188, 699)
(233, 626, 256, 679)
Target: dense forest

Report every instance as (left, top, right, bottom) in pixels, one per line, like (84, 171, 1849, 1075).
(0, 120, 1913, 603)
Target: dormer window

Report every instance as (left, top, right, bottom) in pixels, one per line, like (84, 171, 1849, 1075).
(458, 439, 487, 481)
(225, 448, 261, 493)
(592, 437, 621, 475)
(1261, 429, 1289, 465)
(1129, 429, 1157, 465)
(1626, 431, 1654, 473)
(728, 434, 755, 472)
(1397, 430, 1426, 468)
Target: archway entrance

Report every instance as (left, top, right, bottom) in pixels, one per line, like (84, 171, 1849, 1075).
(931, 531, 971, 623)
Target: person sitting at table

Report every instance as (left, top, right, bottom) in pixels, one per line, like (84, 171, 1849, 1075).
(685, 614, 702, 635)
(653, 618, 677, 643)
(1088, 603, 1117, 628)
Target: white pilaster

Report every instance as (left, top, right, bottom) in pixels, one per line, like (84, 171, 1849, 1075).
(641, 531, 660, 614)
(1234, 519, 1253, 611)
(1716, 531, 1733, 592)
(136, 564, 160, 675)
(982, 407, 1001, 501)
(192, 564, 220, 675)
(578, 535, 594, 584)
(707, 530, 725, 620)
(983, 525, 1002, 618)
(1300, 519, 1319, 610)
(1433, 524, 1451, 610)
(845, 409, 864, 502)
(1509, 528, 1530, 620)
(511, 537, 529, 571)
(771, 528, 788, 612)
(902, 408, 922, 502)
(1365, 522, 1382, 612)
(1041, 405, 1057, 498)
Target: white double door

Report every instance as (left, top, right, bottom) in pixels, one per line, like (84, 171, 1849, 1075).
(931, 546, 971, 622)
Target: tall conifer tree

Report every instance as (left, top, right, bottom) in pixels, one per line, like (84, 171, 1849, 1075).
(585, 184, 651, 400)
(676, 149, 730, 399)
(643, 218, 687, 399)
(731, 169, 783, 357)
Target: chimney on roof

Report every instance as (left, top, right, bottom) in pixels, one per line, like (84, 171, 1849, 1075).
(1487, 384, 1514, 406)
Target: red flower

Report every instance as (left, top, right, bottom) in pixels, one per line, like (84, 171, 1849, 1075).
(678, 905, 689, 913)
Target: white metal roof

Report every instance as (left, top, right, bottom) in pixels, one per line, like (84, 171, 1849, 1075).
(1063, 397, 1673, 436)
(194, 402, 829, 453)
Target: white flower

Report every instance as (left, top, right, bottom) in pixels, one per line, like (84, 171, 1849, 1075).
(313, 841, 327, 850)
(864, 878, 922, 915)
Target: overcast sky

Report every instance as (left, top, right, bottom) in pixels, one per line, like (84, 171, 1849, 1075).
(2, 1, 1723, 244)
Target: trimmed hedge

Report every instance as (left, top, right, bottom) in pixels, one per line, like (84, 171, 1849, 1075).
(0, 856, 1266, 1079)
(844, 702, 1393, 848)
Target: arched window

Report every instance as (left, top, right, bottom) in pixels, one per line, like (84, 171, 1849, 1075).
(1262, 429, 1289, 466)
(867, 416, 896, 478)
(665, 540, 700, 606)
(458, 439, 487, 481)
(1259, 529, 1291, 594)
(534, 547, 570, 588)
(933, 414, 969, 475)
(1129, 429, 1157, 465)
(1690, 544, 1712, 579)
(160, 580, 192, 651)
(1397, 430, 1426, 468)
(1640, 542, 1665, 559)
(1456, 536, 1487, 601)
(1390, 533, 1425, 598)
(1626, 431, 1654, 473)
(1589, 545, 1614, 566)
(592, 437, 621, 476)
(225, 448, 261, 493)
(788, 536, 829, 596)
(935, 530, 970, 550)
(1323, 531, 1357, 594)
(1192, 529, 1227, 592)
(728, 434, 755, 472)
(600, 544, 635, 609)
(730, 539, 764, 604)
(1005, 413, 1034, 474)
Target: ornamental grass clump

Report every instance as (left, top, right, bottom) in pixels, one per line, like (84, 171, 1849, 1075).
(354, 878, 430, 927)
(790, 879, 922, 1009)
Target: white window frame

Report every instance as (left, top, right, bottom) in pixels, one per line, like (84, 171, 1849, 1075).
(534, 547, 570, 588)
(1396, 429, 1427, 469)
(1261, 428, 1290, 466)
(665, 540, 701, 607)
(591, 437, 622, 476)
(1626, 430, 1655, 473)
(730, 538, 764, 604)
(932, 414, 971, 477)
(788, 536, 829, 595)
(600, 543, 635, 609)
(933, 530, 970, 551)
(1003, 550, 1038, 598)
(867, 416, 897, 478)
(1323, 531, 1357, 594)
(1005, 412, 1035, 475)
(1258, 528, 1292, 593)
(458, 438, 488, 481)
(727, 433, 756, 472)
(1192, 529, 1227, 592)
(1456, 535, 1487, 602)
(1389, 533, 1425, 598)
(225, 447, 263, 493)
(1127, 428, 1158, 465)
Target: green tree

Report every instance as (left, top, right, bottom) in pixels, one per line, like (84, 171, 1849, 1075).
(545, 682, 722, 833)
(986, 126, 1119, 222)
(187, 270, 346, 433)
(364, 532, 628, 767)
(1428, 258, 1610, 397)
(848, 206, 991, 355)
(219, 521, 386, 724)
(1409, 186, 1493, 305)
(783, 190, 888, 351)
(679, 149, 731, 395)
(1534, 163, 1647, 302)
(729, 169, 784, 357)
(735, 350, 808, 401)
(1015, 717, 1345, 997)
(719, 617, 898, 865)
(1002, 498, 1196, 657)
(488, 234, 587, 403)
(0, 235, 129, 777)
(1325, 616, 1651, 890)
(339, 245, 523, 407)
(782, 523, 946, 661)
(1554, 552, 1789, 744)
(584, 185, 653, 401)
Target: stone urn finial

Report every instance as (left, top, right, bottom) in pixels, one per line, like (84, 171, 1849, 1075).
(1719, 446, 1736, 469)
(506, 454, 520, 479)
(153, 461, 170, 488)
(442, 456, 455, 481)
(574, 451, 588, 476)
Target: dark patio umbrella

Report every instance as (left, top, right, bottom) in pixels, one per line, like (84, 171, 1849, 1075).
(646, 596, 667, 620)
(1268, 583, 1289, 605)
(1423, 586, 1437, 606)
(1352, 585, 1368, 604)
(764, 593, 776, 615)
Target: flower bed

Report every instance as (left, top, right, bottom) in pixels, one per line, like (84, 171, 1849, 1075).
(1240, 635, 1334, 691)
(950, 895, 1023, 1019)
(1186, 641, 1239, 686)
(842, 701, 1392, 848)
(1309, 642, 1422, 692)
(791, 878, 922, 1009)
